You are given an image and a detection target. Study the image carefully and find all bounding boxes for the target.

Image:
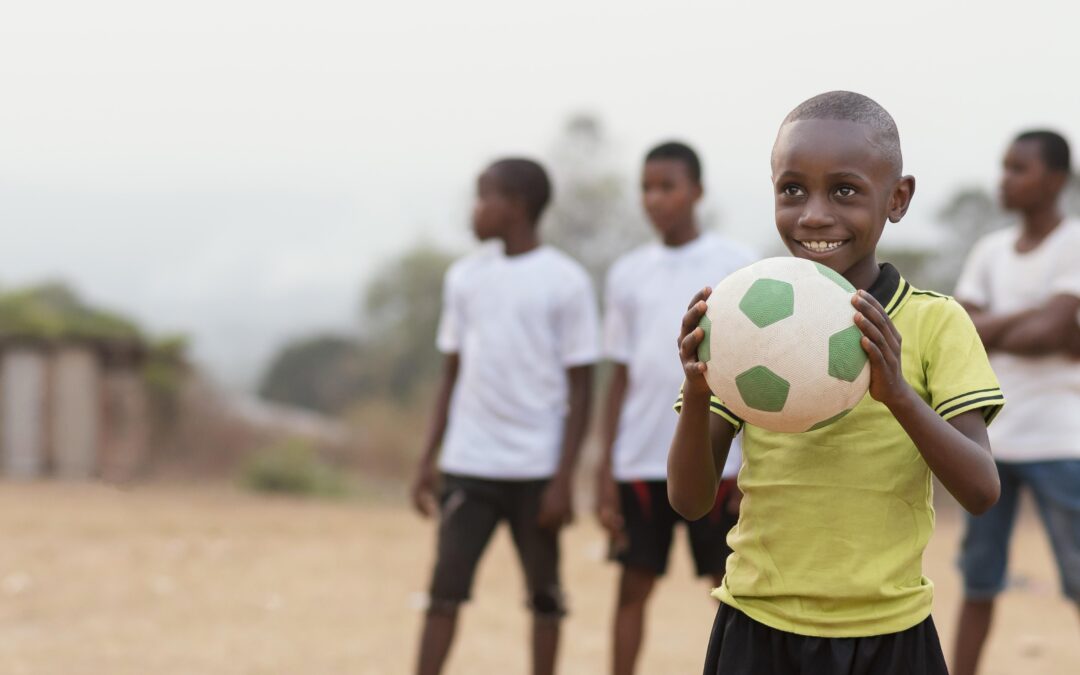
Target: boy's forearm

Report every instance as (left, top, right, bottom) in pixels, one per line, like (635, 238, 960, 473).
(992, 295, 1080, 356)
(553, 365, 594, 481)
(597, 364, 628, 475)
(667, 388, 723, 520)
(887, 391, 998, 515)
(963, 305, 1033, 350)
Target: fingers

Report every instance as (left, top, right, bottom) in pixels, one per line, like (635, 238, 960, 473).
(854, 310, 898, 370)
(685, 286, 712, 311)
(853, 291, 901, 355)
(680, 327, 706, 362)
(411, 487, 435, 518)
(598, 507, 624, 536)
(853, 291, 902, 349)
(680, 300, 709, 343)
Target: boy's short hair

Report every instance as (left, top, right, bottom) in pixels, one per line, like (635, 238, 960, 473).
(645, 141, 702, 183)
(488, 158, 552, 222)
(1015, 130, 1072, 173)
(782, 91, 903, 176)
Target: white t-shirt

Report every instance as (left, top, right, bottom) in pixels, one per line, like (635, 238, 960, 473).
(955, 218, 1080, 462)
(604, 232, 757, 480)
(436, 244, 600, 479)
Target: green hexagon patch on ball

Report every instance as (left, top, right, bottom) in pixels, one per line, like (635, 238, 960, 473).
(814, 262, 855, 292)
(738, 278, 795, 328)
(828, 325, 868, 382)
(735, 365, 790, 412)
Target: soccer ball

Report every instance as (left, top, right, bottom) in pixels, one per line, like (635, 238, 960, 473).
(698, 257, 870, 433)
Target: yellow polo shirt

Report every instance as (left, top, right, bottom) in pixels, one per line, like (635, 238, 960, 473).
(675, 264, 1003, 637)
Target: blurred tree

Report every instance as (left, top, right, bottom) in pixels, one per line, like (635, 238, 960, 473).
(542, 114, 650, 290)
(930, 187, 1011, 292)
(0, 281, 140, 340)
(259, 242, 456, 411)
(258, 335, 369, 414)
(362, 243, 456, 401)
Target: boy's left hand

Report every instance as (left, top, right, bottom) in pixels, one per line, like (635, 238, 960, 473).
(538, 475, 574, 530)
(853, 290, 913, 407)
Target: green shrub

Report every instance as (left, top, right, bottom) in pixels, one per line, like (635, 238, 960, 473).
(240, 439, 349, 498)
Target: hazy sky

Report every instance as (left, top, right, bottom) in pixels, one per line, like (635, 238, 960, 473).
(2, 1, 1077, 388)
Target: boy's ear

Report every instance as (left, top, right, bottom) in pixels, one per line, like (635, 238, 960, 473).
(888, 175, 916, 223)
(1048, 170, 1069, 197)
(692, 182, 704, 202)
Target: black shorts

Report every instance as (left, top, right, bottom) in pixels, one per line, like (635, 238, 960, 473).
(614, 479, 737, 577)
(703, 603, 948, 675)
(428, 473, 565, 618)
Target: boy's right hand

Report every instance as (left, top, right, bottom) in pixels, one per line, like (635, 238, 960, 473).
(679, 287, 713, 398)
(411, 457, 438, 518)
(595, 467, 627, 551)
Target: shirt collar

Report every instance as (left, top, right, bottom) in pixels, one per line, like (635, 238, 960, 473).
(867, 262, 912, 318)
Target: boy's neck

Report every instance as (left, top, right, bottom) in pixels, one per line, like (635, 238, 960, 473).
(502, 225, 541, 257)
(1020, 202, 1064, 242)
(843, 255, 881, 292)
(661, 220, 700, 248)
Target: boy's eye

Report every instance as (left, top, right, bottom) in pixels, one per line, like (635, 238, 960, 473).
(781, 185, 804, 197)
(835, 186, 856, 198)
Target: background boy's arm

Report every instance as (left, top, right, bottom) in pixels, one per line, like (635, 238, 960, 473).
(964, 295, 1080, 356)
(595, 363, 627, 540)
(667, 288, 736, 520)
(537, 364, 593, 530)
(410, 353, 460, 517)
(856, 292, 999, 514)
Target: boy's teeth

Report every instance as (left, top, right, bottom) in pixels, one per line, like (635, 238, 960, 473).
(802, 240, 844, 252)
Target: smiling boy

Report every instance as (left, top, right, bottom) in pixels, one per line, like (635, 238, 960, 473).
(668, 92, 1005, 674)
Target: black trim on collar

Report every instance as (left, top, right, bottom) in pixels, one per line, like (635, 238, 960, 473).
(866, 262, 900, 307)
(866, 263, 912, 317)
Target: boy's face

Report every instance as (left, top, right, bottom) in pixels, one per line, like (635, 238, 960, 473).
(1000, 139, 1063, 212)
(472, 170, 516, 240)
(641, 159, 702, 236)
(771, 119, 913, 279)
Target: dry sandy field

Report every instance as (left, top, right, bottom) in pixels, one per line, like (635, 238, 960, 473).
(0, 482, 1076, 674)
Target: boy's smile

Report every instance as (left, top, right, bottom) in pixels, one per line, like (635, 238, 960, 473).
(771, 118, 914, 289)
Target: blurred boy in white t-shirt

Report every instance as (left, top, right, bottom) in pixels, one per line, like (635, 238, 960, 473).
(411, 158, 600, 675)
(952, 130, 1080, 675)
(596, 142, 756, 675)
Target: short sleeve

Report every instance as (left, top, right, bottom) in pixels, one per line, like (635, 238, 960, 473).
(673, 390, 744, 432)
(556, 270, 600, 367)
(435, 266, 462, 354)
(924, 298, 1005, 424)
(1050, 227, 1080, 298)
(954, 237, 993, 308)
(602, 262, 634, 363)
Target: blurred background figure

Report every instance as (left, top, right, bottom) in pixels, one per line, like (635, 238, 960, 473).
(596, 141, 755, 675)
(952, 131, 1080, 675)
(410, 158, 598, 675)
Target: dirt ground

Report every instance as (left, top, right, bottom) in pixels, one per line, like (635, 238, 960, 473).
(0, 482, 1076, 674)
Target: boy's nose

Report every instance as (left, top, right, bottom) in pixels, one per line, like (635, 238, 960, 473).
(797, 198, 837, 229)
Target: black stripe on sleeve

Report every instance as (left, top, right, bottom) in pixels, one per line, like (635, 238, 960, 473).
(934, 388, 1005, 413)
(938, 394, 1006, 419)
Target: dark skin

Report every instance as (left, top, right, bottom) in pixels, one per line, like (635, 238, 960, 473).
(668, 118, 1000, 525)
(961, 139, 1080, 358)
(596, 158, 734, 675)
(412, 166, 593, 675)
(952, 138, 1080, 675)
